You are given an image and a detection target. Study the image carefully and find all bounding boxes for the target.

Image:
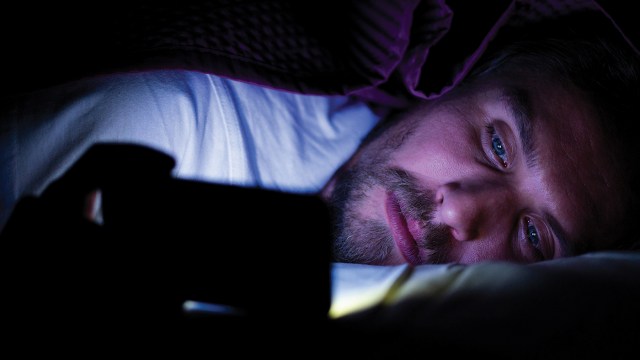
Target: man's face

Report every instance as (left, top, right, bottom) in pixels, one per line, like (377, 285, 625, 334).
(322, 72, 625, 265)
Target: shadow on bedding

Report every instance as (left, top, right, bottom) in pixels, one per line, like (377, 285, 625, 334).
(1, 143, 638, 358)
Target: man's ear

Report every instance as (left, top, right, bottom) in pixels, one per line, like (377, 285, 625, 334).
(319, 148, 364, 202)
(320, 171, 339, 202)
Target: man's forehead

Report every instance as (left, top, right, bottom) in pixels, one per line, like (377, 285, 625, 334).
(462, 70, 622, 252)
(527, 78, 624, 251)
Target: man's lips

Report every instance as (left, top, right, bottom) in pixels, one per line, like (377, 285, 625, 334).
(385, 192, 422, 265)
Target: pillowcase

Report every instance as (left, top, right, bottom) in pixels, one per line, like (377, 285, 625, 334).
(0, 69, 380, 233)
(331, 250, 640, 357)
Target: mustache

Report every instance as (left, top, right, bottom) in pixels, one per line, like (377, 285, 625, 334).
(384, 168, 453, 264)
(382, 168, 434, 223)
(328, 163, 455, 265)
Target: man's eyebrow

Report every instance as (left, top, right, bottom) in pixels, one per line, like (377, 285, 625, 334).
(544, 211, 574, 258)
(501, 88, 573, 258)
(501, 88, 539, 168)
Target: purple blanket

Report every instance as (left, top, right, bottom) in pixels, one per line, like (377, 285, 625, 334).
(4, 1, 636, 106)
(100, 0, 634, 106)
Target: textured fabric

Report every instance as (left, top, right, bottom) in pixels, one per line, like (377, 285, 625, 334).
(105, 0, 610, 104)
(5, 0, 631, 107)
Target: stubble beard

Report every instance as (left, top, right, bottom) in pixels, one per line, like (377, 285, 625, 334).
(328, 163, 454, 265)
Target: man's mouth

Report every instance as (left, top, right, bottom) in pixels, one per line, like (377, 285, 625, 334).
(385, 191, 422, 265)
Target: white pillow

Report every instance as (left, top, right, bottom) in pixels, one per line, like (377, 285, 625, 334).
(0, 69, 380, 232)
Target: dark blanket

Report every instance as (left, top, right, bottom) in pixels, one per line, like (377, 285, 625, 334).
(3, 1, 636, 107)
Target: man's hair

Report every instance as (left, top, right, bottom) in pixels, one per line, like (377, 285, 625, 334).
(469, 11, 640, 252)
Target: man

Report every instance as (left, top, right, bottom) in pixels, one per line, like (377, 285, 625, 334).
(1, 12, 638, 268)
(1, 8, 639, 356)
(321, 13, 640, 265)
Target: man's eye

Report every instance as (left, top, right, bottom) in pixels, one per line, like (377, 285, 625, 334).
(486, 126, 508, 167)
(525, 218, 545, 260)
(526, 221, 540, 248)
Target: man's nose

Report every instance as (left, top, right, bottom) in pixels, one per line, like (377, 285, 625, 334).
(435, 182, 514, 241)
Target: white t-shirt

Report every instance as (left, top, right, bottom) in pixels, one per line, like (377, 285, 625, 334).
(0, 70, 380, 232)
